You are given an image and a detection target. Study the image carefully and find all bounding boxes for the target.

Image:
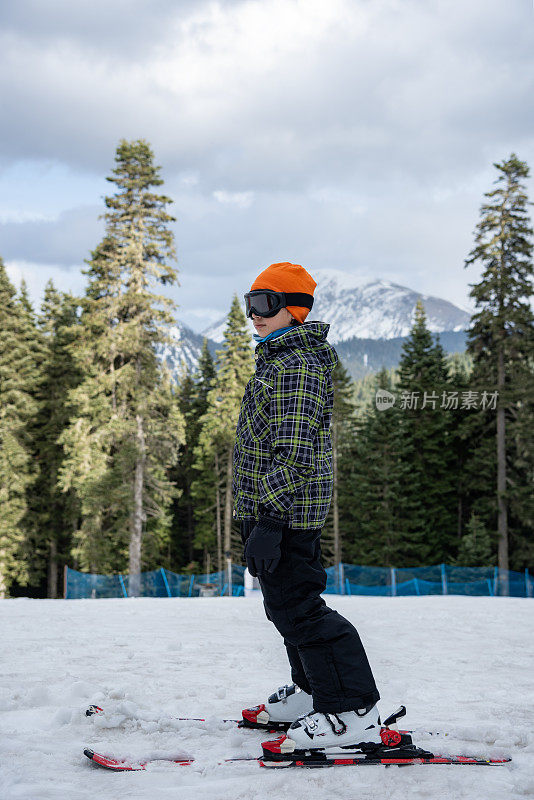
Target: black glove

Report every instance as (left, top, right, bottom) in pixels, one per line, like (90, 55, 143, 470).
(244, 515, 285, 577)
(240, 519, 256, 548)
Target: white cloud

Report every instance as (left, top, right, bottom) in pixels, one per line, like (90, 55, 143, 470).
(2, 0, 531, 185)
(4, 259, 87, 309)
(179, 173, 200, 187)
(310, 187, 367, 215)
(213, 190, 254, 208)
(181, 305, 226, 328)
(0, 0, 532, 329)
(0, 210, 56, 224)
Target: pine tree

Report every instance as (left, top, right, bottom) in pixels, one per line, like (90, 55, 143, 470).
(18, 279, 34, 318)
(352, 367, 399, 418)
(0, 260, 40, 596)
(322, 360, 357, 571)
(464, 153, 534, 587)
(14, 279, 50, 593)
(455, 512, 493, 567)
(196, 339, 217, 404)
(192, 297, 254, 583)
(445, 354, 477, 551)
(169, 369, 197, 570)
(170, 340, 216, 573)
(344, 368, 406, 567)
(395, 301, 457, 564)
(33, 283, 83, 596)
(58, 140, 185, 586)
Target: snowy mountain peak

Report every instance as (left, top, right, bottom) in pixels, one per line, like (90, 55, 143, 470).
(201, 268, 470, 345)
(154, 270, 471, 383)
(156, 321, 215, 378)
(311, 267, 377, 292)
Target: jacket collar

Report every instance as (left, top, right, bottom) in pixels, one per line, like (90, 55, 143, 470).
(255, 321, 331, 353)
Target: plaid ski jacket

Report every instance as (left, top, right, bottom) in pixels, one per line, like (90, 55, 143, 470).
(232, 321, 338, 530)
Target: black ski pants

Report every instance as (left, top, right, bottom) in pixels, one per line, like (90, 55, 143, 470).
(241, 519, 380, 714)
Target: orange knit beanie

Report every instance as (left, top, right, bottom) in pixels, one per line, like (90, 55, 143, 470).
(251, 262, 317, 323)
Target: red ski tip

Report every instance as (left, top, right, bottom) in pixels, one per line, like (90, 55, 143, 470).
(241, 703, 267, 724)
(84, 748, 194, 770)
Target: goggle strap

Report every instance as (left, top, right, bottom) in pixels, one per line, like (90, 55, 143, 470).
(282, 292, 314, 310)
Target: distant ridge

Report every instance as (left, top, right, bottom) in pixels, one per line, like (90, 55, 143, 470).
(201, 268, 471, 345)
(162, 268, 471, 381)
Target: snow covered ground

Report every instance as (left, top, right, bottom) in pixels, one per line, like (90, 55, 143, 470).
(1, 595, 533, 800)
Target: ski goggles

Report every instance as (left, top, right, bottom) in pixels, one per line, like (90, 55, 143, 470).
(244, 289, 314, 318)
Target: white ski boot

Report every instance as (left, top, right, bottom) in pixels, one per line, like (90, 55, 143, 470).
(241, 683, 314, 730)
(265, 704, 382, 752)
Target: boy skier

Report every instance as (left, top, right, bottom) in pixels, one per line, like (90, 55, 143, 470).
(232, 261, 381, 754)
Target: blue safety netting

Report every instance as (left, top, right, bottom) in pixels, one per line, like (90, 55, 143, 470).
(323, 564, 533, 597)
(65, 565, 245, 599)
(65, 563, 533, 599)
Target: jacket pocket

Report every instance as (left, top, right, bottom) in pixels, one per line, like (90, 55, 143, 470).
(245, 382, 272, 440)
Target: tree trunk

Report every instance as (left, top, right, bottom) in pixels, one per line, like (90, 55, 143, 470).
(224, 445, 234, 596)
(110, 343, 117, 413)
(0, 556, 7, 599)
(129, 412, 146, 596)
(215, 452, 222, 576)
(496, 343, 508, 595)
(47, 537, 58, 599)
(187, 489, 194, 562)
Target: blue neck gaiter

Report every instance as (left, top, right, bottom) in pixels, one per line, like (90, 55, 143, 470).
(253, 325, 296, 344)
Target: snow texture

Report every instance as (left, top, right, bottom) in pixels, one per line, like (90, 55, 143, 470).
(1, 596, 532, 799)
(156, 322, 213, 378)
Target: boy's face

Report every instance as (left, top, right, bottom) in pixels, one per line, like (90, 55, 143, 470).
(252, 307, 295, 336)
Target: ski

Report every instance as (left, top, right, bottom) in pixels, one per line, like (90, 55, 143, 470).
(84, 708, 511, 771)
(85, 703, 447, 738)
(259, 733, 511, 768)
(259, 754, 512, 768)
(84, 748, 194, 770)
(86, 704, 243, 727)
(84, 745, 511, 771)
(85, 704, 283, 733)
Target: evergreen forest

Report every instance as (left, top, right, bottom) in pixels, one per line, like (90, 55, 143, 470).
(0, 142, 532, 598)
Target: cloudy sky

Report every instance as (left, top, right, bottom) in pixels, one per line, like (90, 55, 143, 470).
(1, 0, 533, 332)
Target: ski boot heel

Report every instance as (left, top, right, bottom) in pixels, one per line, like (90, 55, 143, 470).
(241, 685, 313, 731)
